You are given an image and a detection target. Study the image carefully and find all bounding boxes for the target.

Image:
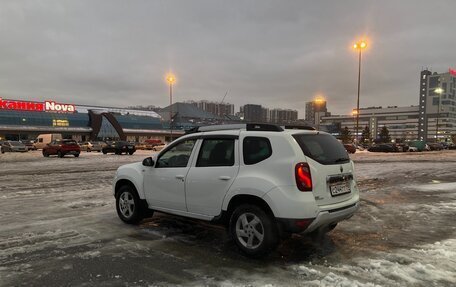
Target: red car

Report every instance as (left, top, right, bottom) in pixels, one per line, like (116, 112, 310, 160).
(343, 143, 357, 154)
(43, 139, 81, 158)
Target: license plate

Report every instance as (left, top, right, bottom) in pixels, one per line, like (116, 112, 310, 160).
(330, 182, 351, 196)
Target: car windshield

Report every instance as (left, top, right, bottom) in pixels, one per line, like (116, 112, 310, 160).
(293, 133, 350, 165)
(9, 141, 23, 146)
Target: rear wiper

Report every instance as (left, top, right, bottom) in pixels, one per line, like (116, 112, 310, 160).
(334, 157, 350, 163)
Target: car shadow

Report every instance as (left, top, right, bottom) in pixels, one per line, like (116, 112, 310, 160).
(134, 212, 339, 265)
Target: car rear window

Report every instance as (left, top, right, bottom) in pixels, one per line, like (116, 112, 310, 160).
(63, 140, 78, 145)
(243, 137, 272, 165)
(293, 133, 349, 165)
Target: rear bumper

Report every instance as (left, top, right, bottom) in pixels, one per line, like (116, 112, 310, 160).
(277, 201, 359, 234)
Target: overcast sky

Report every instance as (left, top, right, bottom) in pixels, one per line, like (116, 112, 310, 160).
(0, 0, 455, 117)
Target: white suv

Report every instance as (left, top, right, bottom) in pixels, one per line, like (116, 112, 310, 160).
(113, 124, 359, 257)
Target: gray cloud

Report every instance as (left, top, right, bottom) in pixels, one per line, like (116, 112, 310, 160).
(0, 0, 455, 117)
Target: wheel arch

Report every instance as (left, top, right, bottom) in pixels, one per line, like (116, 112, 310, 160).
(114, 177, 144, 199)
(220, 194, 275, 225)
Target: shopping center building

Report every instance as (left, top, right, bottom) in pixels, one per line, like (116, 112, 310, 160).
(0, 97, 183, 142)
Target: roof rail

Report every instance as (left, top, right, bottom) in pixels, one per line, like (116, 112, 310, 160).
(282, 125, 316, 131)
(184, 123, 284, 134)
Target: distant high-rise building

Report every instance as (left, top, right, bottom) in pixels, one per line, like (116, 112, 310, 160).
(418, 69, 456, 142)
(242, 104, 264, 122)
(305, 99, 329, 126)
(269, 108, 298, 124)
(186, 100, 234, 117)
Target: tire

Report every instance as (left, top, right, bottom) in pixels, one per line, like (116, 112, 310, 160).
(74, 153, 80, 158)
(129, 151, 134, 155)
(229, 204, 279, 258)
(103, 150, 107, 154)
(42, 150, 49, 157)
(58, 151, 64, 158)
(87, 148, 91, 152)
(115, 185, 143, 224)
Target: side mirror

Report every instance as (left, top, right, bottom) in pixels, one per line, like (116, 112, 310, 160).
(142, 157, 155, 167)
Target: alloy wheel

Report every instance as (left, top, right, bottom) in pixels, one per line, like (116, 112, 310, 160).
(235, 212, 265, 249)
(119, 191, 135, 219)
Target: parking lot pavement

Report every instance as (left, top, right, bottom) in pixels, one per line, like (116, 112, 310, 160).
(1, 150, 455, 286)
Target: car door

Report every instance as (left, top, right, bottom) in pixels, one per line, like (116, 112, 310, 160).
(144, 138, 198, 212)
(47, 140, 57, 154)
(185, 136, 239, 216)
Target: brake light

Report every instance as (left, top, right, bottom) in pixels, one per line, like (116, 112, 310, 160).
(295, 162, 312, 191)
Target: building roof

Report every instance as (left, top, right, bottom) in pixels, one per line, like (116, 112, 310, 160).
(159, 102, 222, 120)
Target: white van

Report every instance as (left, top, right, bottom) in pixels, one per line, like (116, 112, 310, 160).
(35, 134, 62, 150)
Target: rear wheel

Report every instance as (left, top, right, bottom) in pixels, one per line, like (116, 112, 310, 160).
(116, 185, 143, 224)
(229, 204, 278, 258)
(102, 150, 107, 154)
(42, 150, 49, 157)
(74, 153, 80, 158)
(58, 151, 64, 158)
(129, 151, 134, 155)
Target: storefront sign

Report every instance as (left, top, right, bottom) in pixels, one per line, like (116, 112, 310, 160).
(0, 98, 75, 113)
(449, 68, 456, 76)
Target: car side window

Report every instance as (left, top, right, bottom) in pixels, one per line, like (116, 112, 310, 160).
(243, 137, 272, 165)
(156, 139, 196, 168)
(196, 139, 235, 167)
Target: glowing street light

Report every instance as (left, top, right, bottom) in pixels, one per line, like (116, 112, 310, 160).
(314, 96, 325, 130)
(166, 73, 176, 140)
(353, 40, 368, 143)
(435, 87, 444, 141)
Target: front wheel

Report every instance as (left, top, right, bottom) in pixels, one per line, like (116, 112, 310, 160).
(229, 204, 278, 258)
(58, 151, 64, 158)
(42, 150, 49, 157)
(74, 153, 80, 158)
(116, 185, 143, 224)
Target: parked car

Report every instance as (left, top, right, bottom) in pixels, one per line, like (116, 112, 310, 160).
(428, 143, 444, 151)
(113, 123, 359, 257)
(396, 143, 410, 152)
(1, 141, 28, 153)
(35, 134, 62, 150)
(408, 146, 419, 152)
(368, 143, 398, 152)
(42, 139, 81, 157)
(22, 140, 37, 151)
(152, 144, 166, 152)
(448, 143, 456, 150)
(102, 141, 136, 155)
(343, 143, 356, 154)
(80, 141, 103, 152)
(144, 139, 163, 150)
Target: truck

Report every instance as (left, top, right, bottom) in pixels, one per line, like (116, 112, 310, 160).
(34, 134, 62, 150)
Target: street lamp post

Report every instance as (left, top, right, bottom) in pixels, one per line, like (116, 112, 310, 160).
(353, 40, 367, 143)
(435, 87, 444, 142)
(314, 97, 325, 130)
(166, 73, 176, 141)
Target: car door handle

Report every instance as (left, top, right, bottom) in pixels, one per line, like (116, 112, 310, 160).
(219, 176, 231, 181)
(175, 175, 185, 181)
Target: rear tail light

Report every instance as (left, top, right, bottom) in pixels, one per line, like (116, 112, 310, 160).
(295, 162, 312, 191)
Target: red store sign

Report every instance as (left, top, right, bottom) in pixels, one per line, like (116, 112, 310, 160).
(0, 98, 76, 113)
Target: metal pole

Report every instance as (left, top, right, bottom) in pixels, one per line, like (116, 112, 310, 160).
(170, 83, 173, 141)
(436, 92, 440, 142)
(356, 48, 362, 143)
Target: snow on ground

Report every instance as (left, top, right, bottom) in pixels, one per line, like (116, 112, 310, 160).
(0, 150, 455, 286)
